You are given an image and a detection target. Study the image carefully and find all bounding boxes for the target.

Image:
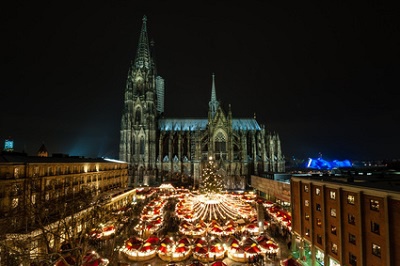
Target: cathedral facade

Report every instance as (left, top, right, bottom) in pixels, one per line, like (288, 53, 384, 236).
(119, 16, 285, 189)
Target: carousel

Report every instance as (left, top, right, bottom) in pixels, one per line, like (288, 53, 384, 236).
(186, 193, 256, 223)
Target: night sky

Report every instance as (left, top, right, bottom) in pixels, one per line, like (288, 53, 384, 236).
(1, 1, 399, 162)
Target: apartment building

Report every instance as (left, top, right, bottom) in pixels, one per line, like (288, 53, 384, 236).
(0, 152, 132, 263)
(291, 173, 400, 266)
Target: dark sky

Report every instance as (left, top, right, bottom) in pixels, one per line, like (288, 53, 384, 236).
(1, 1, 399, 162)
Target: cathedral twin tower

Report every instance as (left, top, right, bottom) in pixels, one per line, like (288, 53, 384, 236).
(119, 16, 285, 188)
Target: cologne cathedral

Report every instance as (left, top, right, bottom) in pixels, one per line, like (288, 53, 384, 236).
(119, 16, 285, 189)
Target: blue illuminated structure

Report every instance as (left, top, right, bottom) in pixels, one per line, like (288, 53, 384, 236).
(306, 157, 352, 170)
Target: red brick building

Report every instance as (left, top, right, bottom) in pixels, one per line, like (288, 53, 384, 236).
(290, 173, 400, 266)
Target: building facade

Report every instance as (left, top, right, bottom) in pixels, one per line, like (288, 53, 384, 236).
(0, 152, 132, 263)
(290, 174, 400, 266)
(119, 16, 285, 188)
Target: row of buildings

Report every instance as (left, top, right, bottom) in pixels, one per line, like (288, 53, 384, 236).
(2, 147, 399, 265)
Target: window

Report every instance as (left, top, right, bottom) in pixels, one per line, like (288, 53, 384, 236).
(349, 233, 356, 245)
(316, 203, 321, 211)
(214, 132, 227, 160)
(330, 191, 336, 199)
(349, 252, 357, 266)
(372, 243, 381, 258)
(14, 168, 19, 178)
(331, 243, 338, 254)
(140, 137, 145, 154)
(305, 200, 309, 207)
(315, 187, 321, 195)
(370, 199, 380, 211)
(330, 208, 336, 217)
(317, 218, 322, 227)
(135, 108, 141, 124)
(317, 234, 322, 244)
(331, 225, 337, 235)
(304, 185, 309, 192)
(12, 197, 19, 208)
(31, 194, 36, 205)
(371, 221, 380, 235)
(347, 194, 355, 204)
(305, 213, 310, 220)
(348, 214, 356, 225)
(305, 228, 310, 236)
(34, 166, 39, 176)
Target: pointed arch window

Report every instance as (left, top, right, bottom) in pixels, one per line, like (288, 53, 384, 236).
(214, 131, 227, 160)
(140, 137, 145, 155)
(132, 136, 136, 155)
(135, 108, 141, 125)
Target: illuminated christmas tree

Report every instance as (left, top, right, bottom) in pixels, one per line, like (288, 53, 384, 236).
(200, 157, 224, 196)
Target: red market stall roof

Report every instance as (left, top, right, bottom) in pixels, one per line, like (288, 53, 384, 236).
(145, 235, 160, 245)
(211, 262, 227, 266)
(178, 237, 192, 245)
(194, 246, 208, 254)
(245, 245, 261, 254)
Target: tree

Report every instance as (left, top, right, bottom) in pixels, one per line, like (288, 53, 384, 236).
(0, 184, 100, 265)
(199, 160, 224, 196)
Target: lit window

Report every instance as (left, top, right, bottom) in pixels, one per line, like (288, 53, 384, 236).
(305, 213, 310, 220)
(349, 233, 356, 244)
(372, 243, 381, 258)
(304, 185, 309, 192)
(330, 208, 336, 217)
(330, 191, 336, 199)
(331, 225, 337, 235)
(317, 218, 322, 227)
(315, 187, 320, 195)
(331, 243, 338, 254)
(31, 194, 36, 205)
(305, 228, 310, 236)
(371, 221, 380, 235)
(12, 198, 19, 208)
(305, 200, 309, 207)
(370, 199, 380, 211)
(347, 194, 355, 204)
(14, 168, 19, 178)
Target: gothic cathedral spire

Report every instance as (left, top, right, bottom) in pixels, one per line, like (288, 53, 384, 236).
(208, 73, 220, 119)
(134, 15, 151, 70)
(120, 15, 163, 186)
(120, 16, 284, 188)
